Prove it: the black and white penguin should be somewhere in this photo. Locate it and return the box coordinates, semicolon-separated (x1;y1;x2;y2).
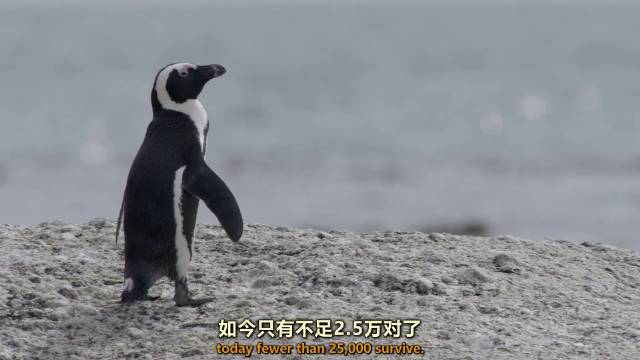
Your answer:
116;62;243;306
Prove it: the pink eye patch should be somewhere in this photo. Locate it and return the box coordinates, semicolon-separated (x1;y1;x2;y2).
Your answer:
178;63;196;77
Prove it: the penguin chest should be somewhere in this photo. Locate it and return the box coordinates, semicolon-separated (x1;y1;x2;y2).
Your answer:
188;100;208;153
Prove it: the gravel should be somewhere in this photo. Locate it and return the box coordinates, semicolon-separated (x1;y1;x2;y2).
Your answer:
1;221;639;359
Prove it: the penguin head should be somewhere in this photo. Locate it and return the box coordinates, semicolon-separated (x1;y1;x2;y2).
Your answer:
152;62;226;112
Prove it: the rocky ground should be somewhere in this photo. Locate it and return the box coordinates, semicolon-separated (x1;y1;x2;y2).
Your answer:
1;220;640;359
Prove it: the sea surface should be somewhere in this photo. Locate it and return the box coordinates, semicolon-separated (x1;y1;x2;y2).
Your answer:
2;1;640;249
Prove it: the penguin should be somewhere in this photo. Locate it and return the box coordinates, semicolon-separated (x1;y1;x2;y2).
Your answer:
116;62;243;306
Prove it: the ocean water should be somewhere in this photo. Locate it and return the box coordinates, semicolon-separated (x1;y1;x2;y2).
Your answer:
2;1;640;249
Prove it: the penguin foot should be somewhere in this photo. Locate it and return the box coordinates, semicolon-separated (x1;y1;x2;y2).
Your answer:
121;293;160;303
175;296;213;307
174;279;212;306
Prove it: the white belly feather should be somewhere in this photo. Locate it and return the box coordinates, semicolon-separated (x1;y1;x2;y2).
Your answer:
173;166;189;280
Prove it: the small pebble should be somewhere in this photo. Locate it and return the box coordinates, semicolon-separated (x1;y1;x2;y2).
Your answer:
251;278;272;288
61;232;76;241
88;218;109;228
60;224;81;233
441;275;456;285
351;238;371;249
456;268;493;285
414;278;434;295
128;327;144;338
58;287;78;300
493;254;521;273
296;299;314;309
283;296;300;305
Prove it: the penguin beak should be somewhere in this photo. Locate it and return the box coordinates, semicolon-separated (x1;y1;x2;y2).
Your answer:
198;64;226;83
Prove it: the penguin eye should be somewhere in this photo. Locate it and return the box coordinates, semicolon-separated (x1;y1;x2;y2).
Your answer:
178;69;189;77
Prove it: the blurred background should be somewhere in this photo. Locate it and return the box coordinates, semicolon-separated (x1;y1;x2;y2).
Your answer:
1;0;640;250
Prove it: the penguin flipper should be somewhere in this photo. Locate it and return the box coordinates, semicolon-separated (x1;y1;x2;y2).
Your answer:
183;162;243;242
